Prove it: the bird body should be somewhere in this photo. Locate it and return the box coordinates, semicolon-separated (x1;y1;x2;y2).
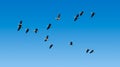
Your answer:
49;44;53;49
70;41;73;45
17;24;22;31
44;35;49;42
86;49;90;53
25;28;29;34
74;14;79;21
80;11;84;16
56;13;61;20
17;20;22;31
47;24;51;30
91;12;95;18
89;50;94;54
34;28;38;33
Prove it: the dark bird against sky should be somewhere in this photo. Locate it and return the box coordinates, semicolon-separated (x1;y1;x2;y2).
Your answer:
74;14;79;21
56;13;61;20
25;28;29;34
44;35;49;42
89;50;94;54
47;24;51;30
70;41;73;45
91;12;95;18
17;11;96;54
80;11;84;16
34;28;38;33
49;44;53;49
86;49;90;53
17;20;22;31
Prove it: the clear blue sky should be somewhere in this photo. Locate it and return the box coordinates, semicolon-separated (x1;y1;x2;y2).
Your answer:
0;0;120;67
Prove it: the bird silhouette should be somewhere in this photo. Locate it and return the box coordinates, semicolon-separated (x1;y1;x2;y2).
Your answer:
25;28;29;34
86;49;90;53
74;14;79;21
89;50;94;54
47;24;51;30
44;35;49;42
70;41;73;45
80;11;84;16
91;12;95;18
56;13;61;20
17;20;22;31
34;28;38;33
49;44;53;49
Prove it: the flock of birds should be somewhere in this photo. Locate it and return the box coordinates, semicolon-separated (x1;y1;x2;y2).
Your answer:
17;11;95;54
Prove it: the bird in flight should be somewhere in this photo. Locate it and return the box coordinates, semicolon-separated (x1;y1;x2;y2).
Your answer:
86;49;90;53
34;28;38;33
70;41;73;45
25;28;29;34
89;50;94;54
74;14;79;21
91;12;95;18
47;24;51;30
56;13;61;20
17;20;22;31
80;11;84;16
44;35;49;42
49;44;53;49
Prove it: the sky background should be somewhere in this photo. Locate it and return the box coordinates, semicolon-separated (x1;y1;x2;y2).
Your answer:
0;0;120;67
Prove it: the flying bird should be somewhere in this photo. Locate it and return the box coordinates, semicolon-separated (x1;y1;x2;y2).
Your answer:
49;44;53;49
86;49;90;53
80;11;84;16
91;12;95;18
34;28;38;33
44;35;49;42
70;41;73;45
47;24;51;30
89;50;94;54
74;14;79;21
56;13;61;20
25;28;29;34
17;20;22;31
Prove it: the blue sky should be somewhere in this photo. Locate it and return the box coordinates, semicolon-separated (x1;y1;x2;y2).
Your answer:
0;0;120;67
